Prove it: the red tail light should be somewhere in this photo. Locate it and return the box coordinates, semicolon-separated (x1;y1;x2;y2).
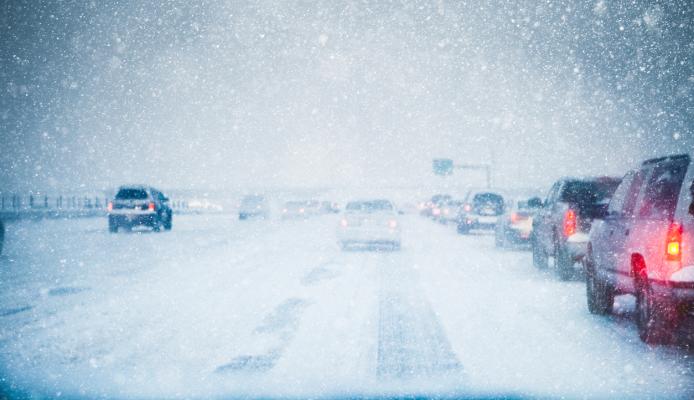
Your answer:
511;212;528;223
665;222;682;262
463;204;472;212
148;202;156;211
563;209;577;237
107;201;113;212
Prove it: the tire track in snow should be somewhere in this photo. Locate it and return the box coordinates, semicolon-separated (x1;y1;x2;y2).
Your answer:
375;254;462;379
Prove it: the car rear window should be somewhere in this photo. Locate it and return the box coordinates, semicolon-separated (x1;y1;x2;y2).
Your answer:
346;200;393;212
559;180;619;205
472;193;504;210
115;188;148;200
638;160;689;219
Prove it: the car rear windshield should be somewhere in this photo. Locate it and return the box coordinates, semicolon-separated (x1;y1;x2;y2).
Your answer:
559;180;620;205
115;188;148;200
346;200;393;212
472;193;504;211
638;159;689;219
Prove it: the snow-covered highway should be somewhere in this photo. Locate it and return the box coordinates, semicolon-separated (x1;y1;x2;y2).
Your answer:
0;214;692;398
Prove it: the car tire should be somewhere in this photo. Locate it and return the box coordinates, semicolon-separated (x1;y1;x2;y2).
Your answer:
532;235;548;269
495;230;506;248
164;213;172;230
108;218;118;233
635;276;676;345
555;242;573;281
585;258;613;315
152;218;161;232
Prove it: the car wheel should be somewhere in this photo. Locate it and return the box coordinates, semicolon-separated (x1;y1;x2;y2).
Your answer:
494;230;506;248
636;276;676;344
585;258;613;315
532;235;548;269
164;213;172;230
152;218;162;232
108;220;118;233
555;242;573;281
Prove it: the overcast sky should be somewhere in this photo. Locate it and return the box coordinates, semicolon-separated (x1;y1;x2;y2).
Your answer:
1;0;692;193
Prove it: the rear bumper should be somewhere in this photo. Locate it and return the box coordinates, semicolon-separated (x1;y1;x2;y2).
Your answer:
459;216;499;230
502;227;532;242
565;232;589;261
109;213;157;227
651;279;694;304
338;228;401;243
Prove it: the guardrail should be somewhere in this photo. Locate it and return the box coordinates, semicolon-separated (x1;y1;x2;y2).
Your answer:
0;193;192;221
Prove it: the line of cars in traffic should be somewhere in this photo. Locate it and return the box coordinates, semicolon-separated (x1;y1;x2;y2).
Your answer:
236;195;401;251
421;153;693;344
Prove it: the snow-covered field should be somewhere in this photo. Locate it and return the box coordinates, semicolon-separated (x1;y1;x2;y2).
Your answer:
0;214;692;399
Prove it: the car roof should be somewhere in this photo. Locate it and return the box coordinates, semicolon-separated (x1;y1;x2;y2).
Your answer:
641;153;690;166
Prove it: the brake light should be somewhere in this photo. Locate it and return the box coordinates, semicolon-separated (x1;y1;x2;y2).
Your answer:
388;219;398;229
563;209;577;237
665;222;682;262
464;204;472;212
148;202;156;211
510;212;520;223
511;212;529;223
432;208;441;216
340;218;348;227
107;201;113;212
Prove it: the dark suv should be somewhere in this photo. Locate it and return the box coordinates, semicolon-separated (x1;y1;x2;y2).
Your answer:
584;154;694;344
456;190;505;234
532;177;621;280
108;186;173;233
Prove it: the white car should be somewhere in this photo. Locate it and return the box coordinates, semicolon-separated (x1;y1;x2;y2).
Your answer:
337;199;401;250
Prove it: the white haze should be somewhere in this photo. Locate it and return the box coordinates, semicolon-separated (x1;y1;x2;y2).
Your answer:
1;0;691;192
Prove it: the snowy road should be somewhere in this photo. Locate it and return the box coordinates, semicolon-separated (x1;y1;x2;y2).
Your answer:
0;214;692;398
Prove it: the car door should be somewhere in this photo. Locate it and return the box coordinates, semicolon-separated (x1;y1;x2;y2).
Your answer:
674;168;694;277
592;171;634;277
535;182;560;251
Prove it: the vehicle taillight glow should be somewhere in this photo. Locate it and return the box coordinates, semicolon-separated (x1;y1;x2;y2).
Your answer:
432;208;441;216
665;222;682;262
563;209;577;237
148;202;156;211
388;219;398;229
340;218;348;227
510;212;528;224
463;204;472;212
107;201;113;212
